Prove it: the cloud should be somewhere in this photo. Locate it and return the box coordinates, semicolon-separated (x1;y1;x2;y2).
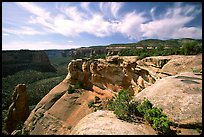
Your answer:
15;2;51;20
99;2;123;19
12;2;202;40
116;11;147;40
68;40;73;43
141;3;202;39
3;26;45;35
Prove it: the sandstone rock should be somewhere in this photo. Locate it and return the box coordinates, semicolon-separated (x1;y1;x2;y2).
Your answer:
22;54;202;135
4;84;29;134
133;72;202;127
137;54;202;79
22;82;112;135
65;56;154;95
70;110;157;135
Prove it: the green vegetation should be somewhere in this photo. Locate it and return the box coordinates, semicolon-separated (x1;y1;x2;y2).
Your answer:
67;86;76;94
88;100;95;108
2;70;66;109
108;90;133;120
118;40;202;59
67;82;83;94
108;90;174;135
136;98;173;134
90;54;107;59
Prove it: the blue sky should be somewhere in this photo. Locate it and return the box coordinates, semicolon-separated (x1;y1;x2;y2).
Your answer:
2;2;202;50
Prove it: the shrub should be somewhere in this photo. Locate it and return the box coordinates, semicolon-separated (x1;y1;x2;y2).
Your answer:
107;98;115;111
107;91;174;134
74;82;83;89
88;100;94;108
67;86;75;94
136;98;173;135
136;98;152;115
111;90;133;120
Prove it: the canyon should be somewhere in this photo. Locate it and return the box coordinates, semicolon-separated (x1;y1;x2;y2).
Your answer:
2;50;56;77
20;53;202;135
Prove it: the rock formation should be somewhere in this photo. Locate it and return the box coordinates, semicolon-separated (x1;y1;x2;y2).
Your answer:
22;54;202;135
2;50;56;77
70;110;157;135
132;72;202;134
64;56;156;95
4;84;29;134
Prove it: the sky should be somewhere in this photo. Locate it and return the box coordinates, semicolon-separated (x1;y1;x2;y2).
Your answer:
2;2;202;50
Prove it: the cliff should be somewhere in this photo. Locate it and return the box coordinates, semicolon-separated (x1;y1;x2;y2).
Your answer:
22;54;202;135
2;50;56;77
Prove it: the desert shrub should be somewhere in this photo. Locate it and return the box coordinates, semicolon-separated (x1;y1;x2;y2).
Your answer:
136;98;152;115
67;82;83;94
88;100;94;108
136;98;173;135
108;90;133;120
107;97;115;111
74;82;83;89
67;86;75;94
108;94;174;134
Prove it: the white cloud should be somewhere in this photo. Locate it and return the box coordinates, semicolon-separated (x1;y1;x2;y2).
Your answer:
13;2;202;41
3;26;45;35
141;3;202;39
99;2;123;19
80;2;93;15
68;40;73;43
172;27;202;39
116;11;147;40
15;2;51;20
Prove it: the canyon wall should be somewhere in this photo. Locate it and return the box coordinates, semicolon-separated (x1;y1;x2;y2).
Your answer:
2;50;56;77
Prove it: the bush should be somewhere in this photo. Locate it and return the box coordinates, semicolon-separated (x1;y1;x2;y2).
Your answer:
67;86;75;94
88;100;94;108
74;82;83;89
136;98;173;135
108;90;133;120
67;82;84;94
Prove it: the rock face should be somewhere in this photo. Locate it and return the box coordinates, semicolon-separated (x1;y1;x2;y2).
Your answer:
64;56;156;95
22;54;202;135
2;50;56;77
70;110;157;135
133;72;202;127
4;84;29;134
137;54;202;79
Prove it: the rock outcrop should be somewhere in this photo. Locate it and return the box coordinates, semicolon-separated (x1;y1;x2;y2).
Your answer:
70;110;157;135
132;72;202;130
4;84;29;134
22;54;202;135
137;54;202;79
64;56;156;95
2;50;56;77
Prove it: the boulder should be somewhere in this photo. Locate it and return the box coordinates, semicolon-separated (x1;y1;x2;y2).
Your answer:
133;72;202;127
70;110;157;135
